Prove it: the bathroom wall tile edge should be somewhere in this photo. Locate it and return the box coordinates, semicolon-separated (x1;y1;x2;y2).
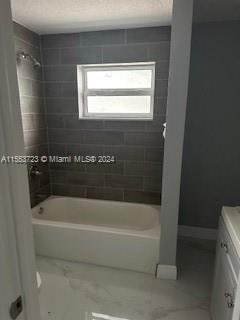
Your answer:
14;21;51;206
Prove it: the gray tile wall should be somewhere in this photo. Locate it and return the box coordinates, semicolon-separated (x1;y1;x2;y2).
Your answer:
14;22;50;206
33;26;170;205
41;27;170;204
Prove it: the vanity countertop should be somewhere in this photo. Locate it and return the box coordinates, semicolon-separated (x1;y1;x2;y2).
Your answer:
222;206;240;258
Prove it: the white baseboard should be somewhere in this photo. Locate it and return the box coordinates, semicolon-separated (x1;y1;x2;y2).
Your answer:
178;225;218;240
156;264;177;280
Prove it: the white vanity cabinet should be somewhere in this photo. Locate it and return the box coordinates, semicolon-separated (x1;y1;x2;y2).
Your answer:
211;213;240;320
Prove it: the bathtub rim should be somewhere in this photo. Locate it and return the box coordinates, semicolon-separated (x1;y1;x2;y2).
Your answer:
33;195;161;212
32;195;161;239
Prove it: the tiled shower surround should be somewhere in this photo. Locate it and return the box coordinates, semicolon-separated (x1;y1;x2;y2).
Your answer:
14;22;50;206
43;27;170;204
15;23;170;205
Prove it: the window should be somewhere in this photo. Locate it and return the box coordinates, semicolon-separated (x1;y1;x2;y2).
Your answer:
77;62;155;120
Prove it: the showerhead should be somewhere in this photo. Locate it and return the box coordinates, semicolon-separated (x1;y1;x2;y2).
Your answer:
17;51;41;69
31;57;41;69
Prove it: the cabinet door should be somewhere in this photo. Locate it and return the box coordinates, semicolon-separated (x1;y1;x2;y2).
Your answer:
211;240;236;320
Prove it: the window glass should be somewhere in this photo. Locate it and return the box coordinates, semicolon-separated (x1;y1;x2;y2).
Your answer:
87;96;151;114
77;62;155;120
87;69;152;89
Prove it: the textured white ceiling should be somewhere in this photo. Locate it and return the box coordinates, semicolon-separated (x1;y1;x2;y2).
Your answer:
11;0;173;35
11;0;240;35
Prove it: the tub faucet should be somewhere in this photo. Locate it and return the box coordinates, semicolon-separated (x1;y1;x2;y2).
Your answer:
29;164;42;178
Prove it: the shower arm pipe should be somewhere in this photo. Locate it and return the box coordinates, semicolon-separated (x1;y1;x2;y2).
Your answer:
16;50;41;68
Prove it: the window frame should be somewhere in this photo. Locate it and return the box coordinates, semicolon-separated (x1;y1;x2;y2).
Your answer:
77;62;156;120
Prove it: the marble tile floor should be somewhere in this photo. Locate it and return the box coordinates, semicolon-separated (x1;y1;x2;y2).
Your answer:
36;237;215;320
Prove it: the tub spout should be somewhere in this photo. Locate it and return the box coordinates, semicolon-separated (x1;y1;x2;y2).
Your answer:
29;164;43;178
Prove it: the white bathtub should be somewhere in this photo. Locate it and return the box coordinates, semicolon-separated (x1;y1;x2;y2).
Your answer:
32;196;161;274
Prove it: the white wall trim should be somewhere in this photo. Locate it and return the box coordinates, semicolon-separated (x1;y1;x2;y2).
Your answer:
178;225;218;240
0;1;41;319
159;0;193;266
233;273;240;320
156;264;177;280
